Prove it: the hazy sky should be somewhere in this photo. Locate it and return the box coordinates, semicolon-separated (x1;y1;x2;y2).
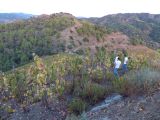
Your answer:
0;0;160;17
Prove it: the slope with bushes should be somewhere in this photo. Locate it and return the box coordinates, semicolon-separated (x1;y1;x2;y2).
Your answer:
85;13;160;49
1;12;160;119
0;13;76;71
0;13;114;72
1;44;160;119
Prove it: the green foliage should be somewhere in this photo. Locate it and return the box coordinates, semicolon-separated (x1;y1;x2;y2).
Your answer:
112;77;127;94
128;56;148;70
77;21;107;40
131;38;143;45
7;70;27;102
68;98;87;115
2;48;159;117
0;14;75;71
80;82;106;104
91;66;104;83
149;25;160;43
125;68;160;94
88;13;160;47
113;68;160;96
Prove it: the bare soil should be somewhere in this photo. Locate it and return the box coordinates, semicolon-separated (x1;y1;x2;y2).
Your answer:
87;90;160;120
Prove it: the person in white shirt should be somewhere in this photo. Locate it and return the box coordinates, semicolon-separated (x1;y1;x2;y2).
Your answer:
114;57;121;77
122;55;128;73
114;56;119;65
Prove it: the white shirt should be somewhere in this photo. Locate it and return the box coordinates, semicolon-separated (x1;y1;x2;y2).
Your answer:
114;56;118;64
115;60;121;69
124;57;128;64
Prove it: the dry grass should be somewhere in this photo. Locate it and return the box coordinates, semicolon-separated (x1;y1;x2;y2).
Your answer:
113;68;160;96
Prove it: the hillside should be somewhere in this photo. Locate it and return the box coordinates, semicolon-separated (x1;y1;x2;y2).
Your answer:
0;13;76;71
1;12;160;120
1;12;158;72
0;12;118;71
85;13;160;49
0;45;160;120
0;13;33;23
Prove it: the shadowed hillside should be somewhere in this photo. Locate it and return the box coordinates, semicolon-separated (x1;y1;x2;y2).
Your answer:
85;13;160;49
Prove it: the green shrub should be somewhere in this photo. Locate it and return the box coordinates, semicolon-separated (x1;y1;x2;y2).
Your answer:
106;71;115;81
131;38;143;45
112;77;127;94
68;98;87;115
7;71;27;103
91;67;104;83
113;68;160;96
128;56;148;70
80;82;106;104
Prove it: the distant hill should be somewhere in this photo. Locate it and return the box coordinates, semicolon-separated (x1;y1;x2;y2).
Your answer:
0;12;159;72
0;13;33;23
0;12;128;71
85;13;160;49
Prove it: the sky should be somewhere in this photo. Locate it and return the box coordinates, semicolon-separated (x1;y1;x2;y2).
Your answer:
0;0;160;17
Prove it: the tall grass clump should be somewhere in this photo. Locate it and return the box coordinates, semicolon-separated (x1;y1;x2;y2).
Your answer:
113;68;160;96
68;98;88;115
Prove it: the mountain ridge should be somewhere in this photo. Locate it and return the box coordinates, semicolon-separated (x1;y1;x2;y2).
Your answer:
0;12;159;71
84;13;160;49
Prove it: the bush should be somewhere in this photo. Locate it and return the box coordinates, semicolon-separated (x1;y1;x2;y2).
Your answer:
106;71;115;81
7;71;27;103
91;67;104;83
112;77;127;94
68;98;87;115
80;82;106;104
113;68;160;96
128;55;148;70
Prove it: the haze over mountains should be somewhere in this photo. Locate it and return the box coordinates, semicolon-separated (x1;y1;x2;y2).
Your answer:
0;13;33;23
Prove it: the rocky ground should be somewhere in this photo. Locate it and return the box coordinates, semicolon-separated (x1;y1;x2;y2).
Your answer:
87;90;160;120
1;90;160;120
0;97;67;120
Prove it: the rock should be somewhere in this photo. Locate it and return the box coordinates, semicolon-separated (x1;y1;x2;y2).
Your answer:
104;94;122;104
101;117;111;120
91;94;123;112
